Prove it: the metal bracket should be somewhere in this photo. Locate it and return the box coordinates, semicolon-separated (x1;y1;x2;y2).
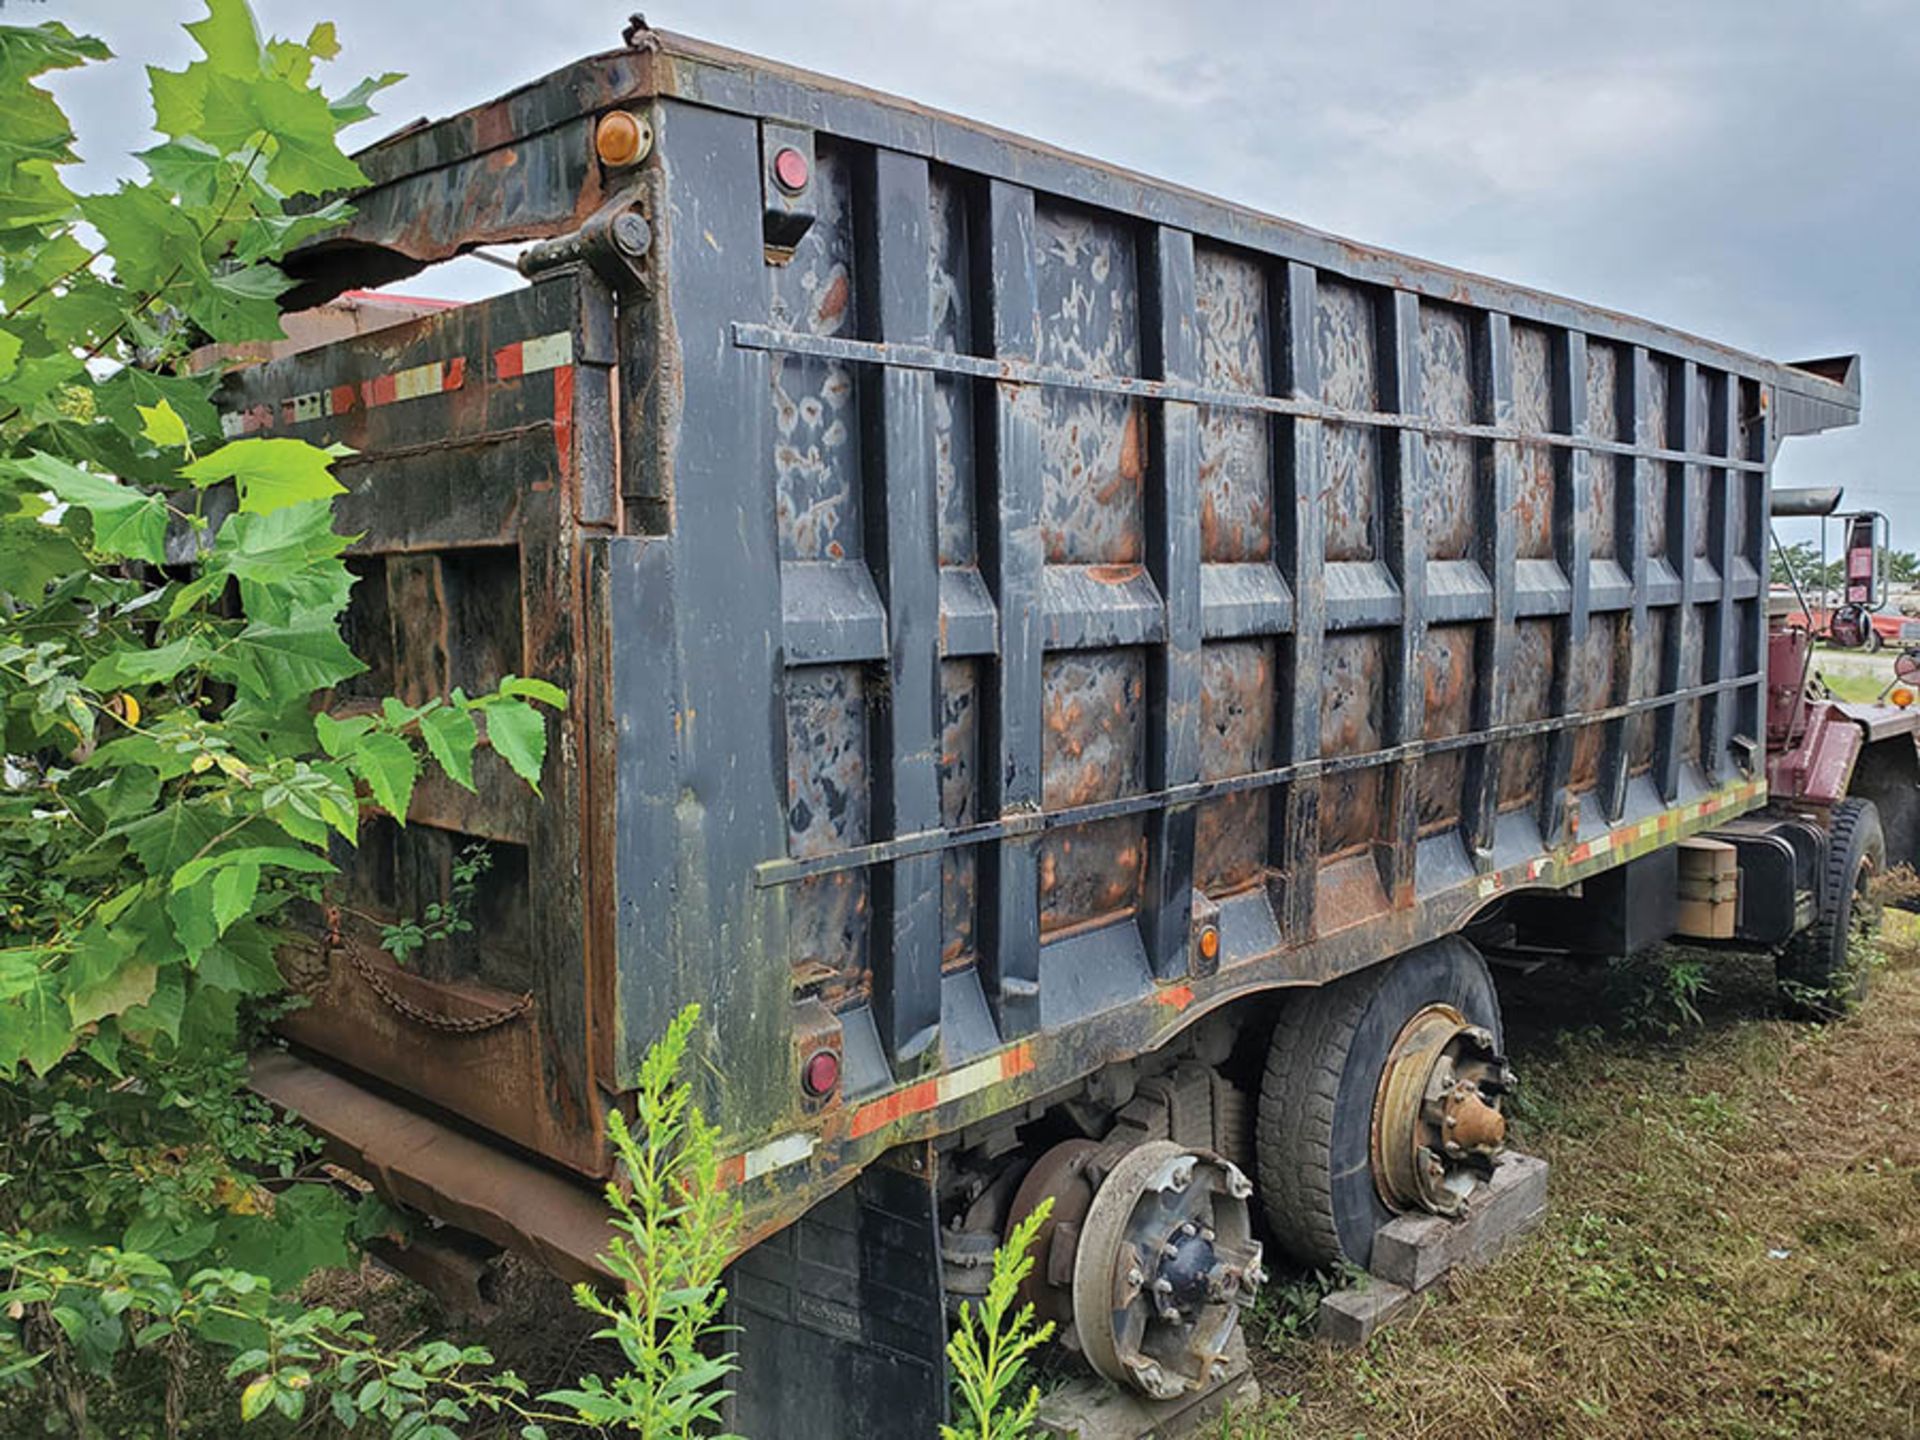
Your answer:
518;192;653;290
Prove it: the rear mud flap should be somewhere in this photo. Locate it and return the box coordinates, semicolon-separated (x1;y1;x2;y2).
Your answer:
725;1155;947;1438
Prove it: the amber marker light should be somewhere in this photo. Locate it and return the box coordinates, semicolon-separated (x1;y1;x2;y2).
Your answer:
595;111;651;167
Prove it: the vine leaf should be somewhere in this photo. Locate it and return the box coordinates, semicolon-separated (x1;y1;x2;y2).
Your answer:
482;699;547;793
418;705;477;792
181;437;346;514
350;731;418;824
13;452;168;563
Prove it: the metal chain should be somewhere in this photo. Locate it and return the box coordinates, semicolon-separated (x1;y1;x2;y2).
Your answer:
340;943;533;1035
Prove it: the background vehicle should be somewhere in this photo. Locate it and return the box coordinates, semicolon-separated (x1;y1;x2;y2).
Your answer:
228;25;1909;1435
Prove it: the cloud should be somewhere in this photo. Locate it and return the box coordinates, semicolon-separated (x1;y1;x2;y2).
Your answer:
49;0;1920;539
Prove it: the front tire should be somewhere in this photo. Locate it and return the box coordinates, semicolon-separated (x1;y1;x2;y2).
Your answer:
1778;797;1884;1019
1255;937;1503;1270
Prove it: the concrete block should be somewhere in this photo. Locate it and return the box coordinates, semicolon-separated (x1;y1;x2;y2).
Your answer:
1316;1278;1412;1347
1369;1151;1548;1293
1037;1330;1258;1439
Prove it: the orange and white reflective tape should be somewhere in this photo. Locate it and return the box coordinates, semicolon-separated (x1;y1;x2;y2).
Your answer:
716;1131;817;1189
493;331;572;380
848;1042;1035;1141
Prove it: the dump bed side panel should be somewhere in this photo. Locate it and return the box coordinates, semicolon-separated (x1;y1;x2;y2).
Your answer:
610;91;1784;1226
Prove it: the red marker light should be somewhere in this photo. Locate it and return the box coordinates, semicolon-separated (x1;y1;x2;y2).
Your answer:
802;1048;840;1097
773;146;810;194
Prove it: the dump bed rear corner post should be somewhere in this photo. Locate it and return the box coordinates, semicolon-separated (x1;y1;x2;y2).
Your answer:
1140;224;1203;979
1276;261;1324;940
857;147;943;1070
615;98;791;1123
978;178;1045;1036
1382;290;1428;899
1466;313;1518;869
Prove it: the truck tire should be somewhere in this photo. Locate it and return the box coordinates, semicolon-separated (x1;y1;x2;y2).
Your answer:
1777;797;1884;1019
1255;937;1502;1270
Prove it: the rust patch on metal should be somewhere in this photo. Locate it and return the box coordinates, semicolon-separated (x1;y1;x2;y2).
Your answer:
1512;323;1555;562
1568;614;1619;793
771;141;862;563
1498;618;1555;811
1584;341;1621;559
1036;203;1143;565
1319;631;1386;854
785;664;871;1006
1317;280;1380;562
1629;607;1669;774
1419;623;1476;831
1195;640;1274;895
1040;649;1147;932
1643;357;1671;558
1418;302;1476;562
1194;245;1270;563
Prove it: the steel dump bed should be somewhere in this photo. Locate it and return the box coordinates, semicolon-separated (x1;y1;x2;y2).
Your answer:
232;28;1860;1255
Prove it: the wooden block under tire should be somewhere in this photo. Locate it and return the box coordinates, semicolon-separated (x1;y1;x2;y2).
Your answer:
1366;1151;1549;1295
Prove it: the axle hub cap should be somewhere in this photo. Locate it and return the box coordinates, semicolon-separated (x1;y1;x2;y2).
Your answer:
1069;1142;1263;1401
1370;1003;1513;1216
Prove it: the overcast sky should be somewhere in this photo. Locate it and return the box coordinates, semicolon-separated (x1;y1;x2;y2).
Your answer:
50;1;1920;552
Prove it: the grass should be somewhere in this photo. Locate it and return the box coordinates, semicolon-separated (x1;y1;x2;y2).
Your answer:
1231;917;1920;1440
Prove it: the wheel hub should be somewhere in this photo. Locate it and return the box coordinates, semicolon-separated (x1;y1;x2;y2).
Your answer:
1068;1141;1263;1401
1370;1003;1513;1216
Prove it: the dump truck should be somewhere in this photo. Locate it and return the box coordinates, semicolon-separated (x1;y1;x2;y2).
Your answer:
227;24;1915;1434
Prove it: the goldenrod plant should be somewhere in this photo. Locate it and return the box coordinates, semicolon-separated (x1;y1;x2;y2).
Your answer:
942;1197;1057;1440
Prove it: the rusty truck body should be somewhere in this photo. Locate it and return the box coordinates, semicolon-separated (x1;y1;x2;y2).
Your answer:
229;25;1912;1435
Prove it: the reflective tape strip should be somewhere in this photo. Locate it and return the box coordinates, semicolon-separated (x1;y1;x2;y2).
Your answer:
494;331;572;380
361;356;465;410
849;1043;1035;1140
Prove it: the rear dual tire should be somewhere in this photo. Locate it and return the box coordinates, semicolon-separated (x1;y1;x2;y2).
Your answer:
1255;937;1503;1270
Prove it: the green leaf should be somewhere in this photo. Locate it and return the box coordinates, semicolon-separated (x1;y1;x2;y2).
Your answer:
193;939;282;995
6;974;74;1076
240;1374;276;1423
80;183;209;296
137;397;191;451
181;438;345;515
314;710;373;757
81;635;211;690
68;961;157;1029
500;675;567;709
418;705;477;792
0;326;20;382
172;845;335;892
169;880;219;960
136;135;227;205
120;964;185;1045
349;731;418;823
189;262;291;343
211;862;259;934
328;70;403;126
118;800;229;875
218;618;365;703
482;699;547;793
12;452;167;564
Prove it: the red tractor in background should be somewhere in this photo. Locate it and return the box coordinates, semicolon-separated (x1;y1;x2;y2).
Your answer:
1757;488;1920;1013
